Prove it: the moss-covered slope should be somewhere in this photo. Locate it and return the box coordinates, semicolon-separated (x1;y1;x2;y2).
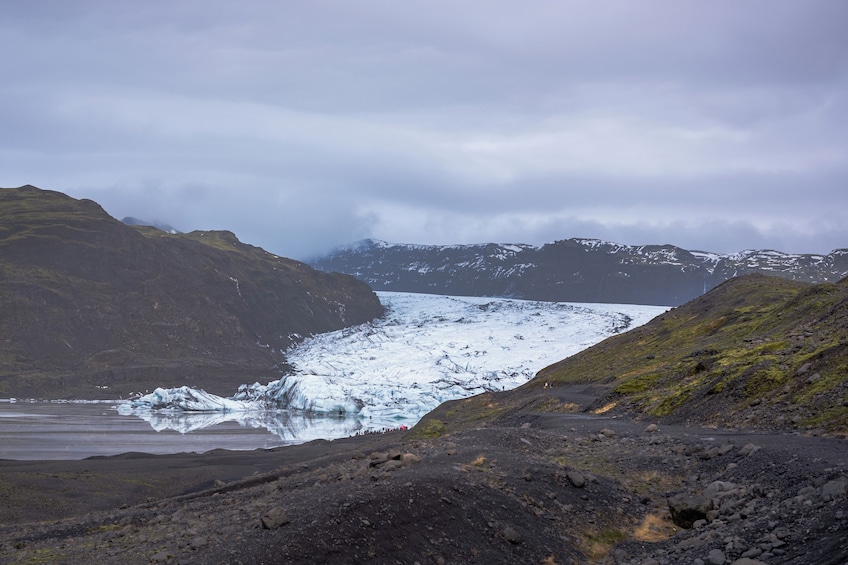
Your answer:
416;273;848;437
534;273;848;432
0;185;383;399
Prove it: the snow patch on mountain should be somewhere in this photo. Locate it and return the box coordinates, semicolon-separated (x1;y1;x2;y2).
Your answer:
119;292;667;432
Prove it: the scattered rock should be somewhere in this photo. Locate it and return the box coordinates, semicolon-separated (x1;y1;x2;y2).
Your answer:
706;547;726;564
189;536;208;549
501;526;522;544
566;471;586;489
381;460;405;473
369;452;389;467
796;362;812;375
645;424;659;433
668;493;712;529
738;443;760;457
821;479;847;501
260;507;290;530
704;481;736;500
400;453;421;466
150;551;171;562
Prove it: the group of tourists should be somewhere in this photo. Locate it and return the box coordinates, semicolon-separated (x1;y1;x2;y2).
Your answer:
353;424;409;436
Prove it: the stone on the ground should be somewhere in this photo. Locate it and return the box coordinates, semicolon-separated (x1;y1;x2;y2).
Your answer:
261;507;291;529
706;548;726;564
668;493;712;529
566;470;586;488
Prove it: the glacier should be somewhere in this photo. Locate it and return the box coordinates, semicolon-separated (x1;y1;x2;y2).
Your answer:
119;292;667;436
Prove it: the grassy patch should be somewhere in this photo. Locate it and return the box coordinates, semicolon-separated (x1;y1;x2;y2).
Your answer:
408;418;445;439
742;365;787;398
581;528;628;560
88;523;122;534
632;512;678;542
470;455;487;467
651;387;692;417
615;373;660;394
592;402;617;415
534;397;580;413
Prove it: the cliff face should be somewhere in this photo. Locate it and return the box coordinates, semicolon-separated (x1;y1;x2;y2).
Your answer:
0;185;383;399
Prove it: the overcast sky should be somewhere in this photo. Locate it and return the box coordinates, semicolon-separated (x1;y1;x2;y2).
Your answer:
2;1;846;259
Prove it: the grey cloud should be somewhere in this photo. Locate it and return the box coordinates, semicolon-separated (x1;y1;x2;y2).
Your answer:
1;0;846;260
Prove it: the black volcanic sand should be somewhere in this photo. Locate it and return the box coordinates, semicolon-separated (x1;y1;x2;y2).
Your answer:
2;389;848;564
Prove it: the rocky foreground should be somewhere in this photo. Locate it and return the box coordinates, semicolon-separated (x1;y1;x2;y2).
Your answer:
1;389;846;564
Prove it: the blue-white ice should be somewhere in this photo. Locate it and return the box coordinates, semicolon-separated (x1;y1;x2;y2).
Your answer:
119;292;666;433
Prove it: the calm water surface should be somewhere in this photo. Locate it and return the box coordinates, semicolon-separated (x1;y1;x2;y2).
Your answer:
0;401;367;460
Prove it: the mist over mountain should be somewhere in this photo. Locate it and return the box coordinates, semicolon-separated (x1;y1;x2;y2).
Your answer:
120;216;182;235
311;238;848;306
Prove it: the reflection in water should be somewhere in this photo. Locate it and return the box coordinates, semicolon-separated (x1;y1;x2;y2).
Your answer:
130;409;376;441
0;401;411;461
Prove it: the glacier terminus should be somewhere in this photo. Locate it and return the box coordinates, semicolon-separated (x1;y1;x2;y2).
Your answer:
119;292;667;438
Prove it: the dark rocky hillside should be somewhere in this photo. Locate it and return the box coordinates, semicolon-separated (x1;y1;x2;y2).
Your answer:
0;185;383;399
421;273;848;437
310;238;848;306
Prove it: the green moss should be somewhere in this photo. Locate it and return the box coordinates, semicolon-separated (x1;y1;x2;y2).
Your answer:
743;366;787;398
803;405;848;432
651;387;692;417
408;418;446;439
586;528;627;545
708;373;736;395
615;373;660;394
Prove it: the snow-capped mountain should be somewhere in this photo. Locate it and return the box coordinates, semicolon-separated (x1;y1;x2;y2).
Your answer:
119;292;667;436
310;239;848;306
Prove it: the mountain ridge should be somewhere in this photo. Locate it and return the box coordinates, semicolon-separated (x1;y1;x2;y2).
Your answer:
311;238;848;306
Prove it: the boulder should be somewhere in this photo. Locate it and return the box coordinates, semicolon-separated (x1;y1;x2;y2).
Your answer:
400;453;421;466
566;471;586;489
668;493;713;529
501;526;522;544
706;548;726;564
260;507;291;530
738;443;760;457
822;479;847;501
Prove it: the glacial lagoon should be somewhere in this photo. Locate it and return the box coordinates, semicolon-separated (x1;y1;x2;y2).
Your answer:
0;401;370;460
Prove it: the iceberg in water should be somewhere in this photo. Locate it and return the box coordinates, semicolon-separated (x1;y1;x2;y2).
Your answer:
118;386;256;413
118;292;667;433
